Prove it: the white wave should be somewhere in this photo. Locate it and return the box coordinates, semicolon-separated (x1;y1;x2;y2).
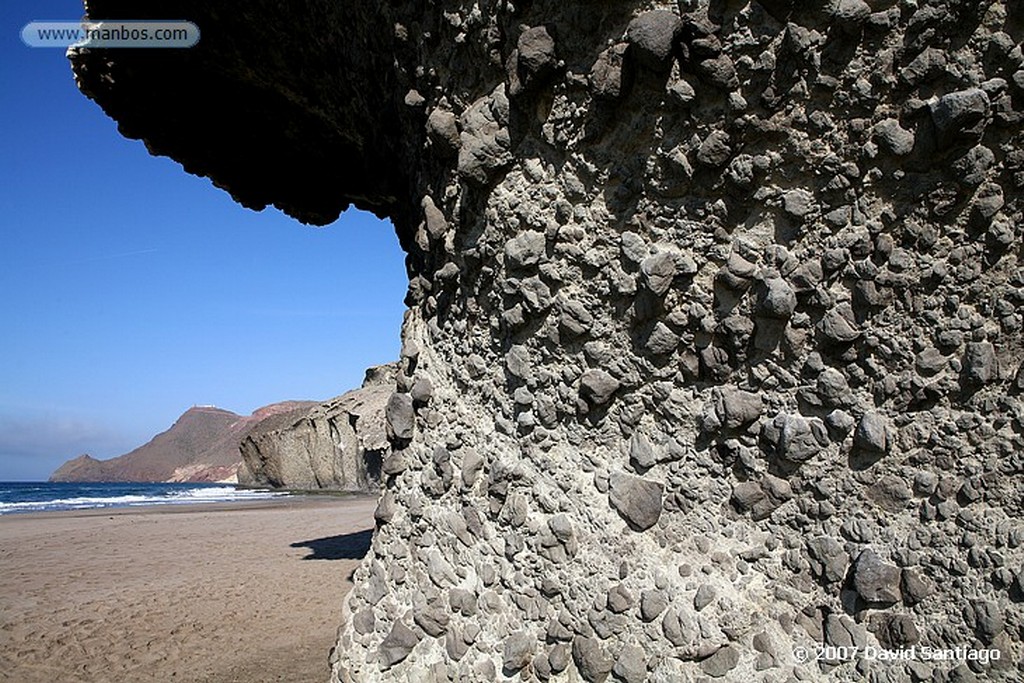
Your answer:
0;486;288;514
178;486;279;499
0;494;156;512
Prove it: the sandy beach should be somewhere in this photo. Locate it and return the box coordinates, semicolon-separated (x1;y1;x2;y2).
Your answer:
0;495;377;683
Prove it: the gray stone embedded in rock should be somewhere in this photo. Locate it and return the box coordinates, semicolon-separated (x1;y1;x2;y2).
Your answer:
410;376;434;404
640;589;667;622
852;549;902;604
422;195;448;240
901;569;934;605
590;43;631;100
661;606;696;648
930;88;990;143
625;10;682;70
806;536;849;585
695;54;738;90
776;414;829;463
579;369;620;406
964;601;1004;643
606;583;634;614
517;26;556;77
458;88;513;185
694;584;716;611
854;412;890;454
612;644;647;683
820;304;861;343
873;118;915;156
609;471;663;531
572;636;613;683
756;278;797;319
697;130;732;167
502;630;535;672
782;189;815;220
378;621;420;668
505;231;547;269
629;432;657;470
426;108;460;156
716;387;763;429
963;341;997;386
375;491;396;524
414;605;450;637
831;0;871;24
645;322;679;356
640;252;677;296
873;614;920;648
385;392;415;441
701;645;740;678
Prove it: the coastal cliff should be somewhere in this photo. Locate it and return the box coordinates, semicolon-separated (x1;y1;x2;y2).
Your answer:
239;365;396;491
49;403;317;483
72;1;1024;681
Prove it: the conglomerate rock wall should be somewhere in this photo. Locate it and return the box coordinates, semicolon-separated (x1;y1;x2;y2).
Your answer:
239;365;396;491
72;1;1024;681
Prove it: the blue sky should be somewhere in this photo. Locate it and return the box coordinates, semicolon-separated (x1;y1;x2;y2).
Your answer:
0;1;407;480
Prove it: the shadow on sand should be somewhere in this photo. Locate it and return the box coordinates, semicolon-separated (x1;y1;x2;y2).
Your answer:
290;528;373;560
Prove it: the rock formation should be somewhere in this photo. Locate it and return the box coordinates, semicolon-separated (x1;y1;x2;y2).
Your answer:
72;1;1023;681
50;403;316;483
239;365;396;491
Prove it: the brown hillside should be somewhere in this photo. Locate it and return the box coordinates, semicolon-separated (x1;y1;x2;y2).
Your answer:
49;402;317;483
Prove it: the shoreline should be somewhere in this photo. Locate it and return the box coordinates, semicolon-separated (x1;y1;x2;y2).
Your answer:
0;495;377;682
0;491;376;520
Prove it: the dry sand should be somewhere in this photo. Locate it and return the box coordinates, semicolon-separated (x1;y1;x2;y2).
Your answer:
0;496;377;683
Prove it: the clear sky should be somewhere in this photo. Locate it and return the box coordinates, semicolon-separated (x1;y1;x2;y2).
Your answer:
0;1;408;480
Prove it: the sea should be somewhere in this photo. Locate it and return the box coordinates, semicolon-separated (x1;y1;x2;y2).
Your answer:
0;481;288;515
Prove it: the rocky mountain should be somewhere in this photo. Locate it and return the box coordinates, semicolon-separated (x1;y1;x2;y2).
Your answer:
239;365;396;491
49;402;317;483
72;1;1024;682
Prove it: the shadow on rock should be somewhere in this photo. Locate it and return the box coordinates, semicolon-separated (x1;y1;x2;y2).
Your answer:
291;528;373;561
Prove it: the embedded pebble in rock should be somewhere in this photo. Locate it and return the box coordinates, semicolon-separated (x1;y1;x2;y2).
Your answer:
425;108;460;156
854;412;890;454
572;637;613;683
612;644;647;683
72;2;1024;681
873;118;915;156
853;549;903;604
640;252;677;296
609;471;663;531
580;369;620;407
384;392;414;441
626;11;682;71
701;645;740;678
756;278;797;319
930;88;991;144
502;630;535;672
640;589;667;623
590;43;631;100
378;621;420;667
516;27;556;78
782;189;815;220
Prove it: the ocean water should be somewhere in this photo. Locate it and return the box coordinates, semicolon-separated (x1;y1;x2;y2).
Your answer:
0;481;288;515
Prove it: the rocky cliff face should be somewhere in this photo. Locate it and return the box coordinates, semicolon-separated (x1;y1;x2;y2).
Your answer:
72;1;1024;681
239;365;396;491
50;403;317;483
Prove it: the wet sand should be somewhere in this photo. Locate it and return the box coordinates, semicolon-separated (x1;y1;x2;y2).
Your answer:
0;496;377;683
